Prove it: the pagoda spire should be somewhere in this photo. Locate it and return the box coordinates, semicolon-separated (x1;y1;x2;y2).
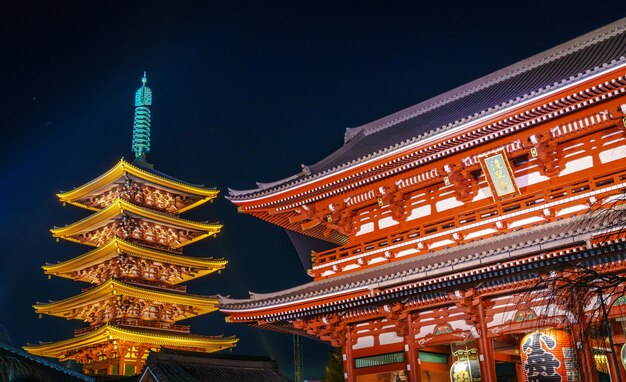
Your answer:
132;72;152;160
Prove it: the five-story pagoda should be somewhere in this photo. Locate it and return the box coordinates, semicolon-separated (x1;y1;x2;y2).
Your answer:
24;74;238;376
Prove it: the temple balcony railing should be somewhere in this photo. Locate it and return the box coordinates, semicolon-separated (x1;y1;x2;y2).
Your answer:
74;318;190;336
310;165;626;278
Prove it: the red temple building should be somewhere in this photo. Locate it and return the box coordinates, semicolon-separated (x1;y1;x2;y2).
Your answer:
220;19;626;381
24;74;237;376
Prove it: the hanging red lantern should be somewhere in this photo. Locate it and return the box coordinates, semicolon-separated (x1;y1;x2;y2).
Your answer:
520;329;578;382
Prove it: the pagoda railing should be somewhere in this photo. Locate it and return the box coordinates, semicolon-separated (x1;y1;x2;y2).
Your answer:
74;318;190;336
311;165;626;273
120;277;187;292
126;238;183;254
80;278;186;293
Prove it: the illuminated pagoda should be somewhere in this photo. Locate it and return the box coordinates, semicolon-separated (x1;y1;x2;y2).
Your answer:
25;74;238;376
221;19;626;382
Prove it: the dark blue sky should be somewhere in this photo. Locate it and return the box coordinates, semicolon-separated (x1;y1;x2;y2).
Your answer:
0;1;621;379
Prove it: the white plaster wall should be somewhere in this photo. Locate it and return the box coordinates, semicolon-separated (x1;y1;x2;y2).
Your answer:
490;312;510;327
516;171;550;188
508;216;544;229
406;205;431;222
417;324;436;338
396;248;419;258
368;257;387;265
352;336;375;350
599;145;626;164
465;228;497;240
560;156;593;176
436;197;464;212
355;222;374;236
556;204;588;217
472;187;492;202
448;319;471;332
342;264;361;271
379;332;403;345
430;239;455;249
378;216;399;229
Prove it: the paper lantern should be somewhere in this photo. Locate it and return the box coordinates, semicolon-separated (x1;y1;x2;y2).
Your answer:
520;329;578;382
450;348;481;382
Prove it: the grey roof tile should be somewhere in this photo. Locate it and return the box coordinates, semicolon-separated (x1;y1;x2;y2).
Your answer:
229;18;626;200
220;209;626;310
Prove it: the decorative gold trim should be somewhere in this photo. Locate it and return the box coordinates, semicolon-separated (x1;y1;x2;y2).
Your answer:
23;323;238;358
477;148;521;201
43;238;227;283
34;278;219;318
57;159;219;212
51;199;222;248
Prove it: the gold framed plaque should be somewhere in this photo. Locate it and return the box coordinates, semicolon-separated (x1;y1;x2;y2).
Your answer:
478;148;520;201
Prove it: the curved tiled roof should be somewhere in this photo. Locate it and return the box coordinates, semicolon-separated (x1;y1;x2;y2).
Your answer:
24;324;237;358
228;17;626;200
219;208;626;310
141;349;290;382
0;342;94;382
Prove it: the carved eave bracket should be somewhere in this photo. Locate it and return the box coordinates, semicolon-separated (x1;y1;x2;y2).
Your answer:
289;204;320;230
528;133;560;177
450;289;494;328
442;164;476;202
378;302;408;337
293;314;348;347
376;185;407;223
290;201;357;238
325;206;357;237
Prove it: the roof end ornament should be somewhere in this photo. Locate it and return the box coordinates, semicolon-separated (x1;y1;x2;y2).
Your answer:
132;72;152;163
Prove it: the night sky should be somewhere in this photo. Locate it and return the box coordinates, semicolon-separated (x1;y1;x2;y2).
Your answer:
0;2;622;380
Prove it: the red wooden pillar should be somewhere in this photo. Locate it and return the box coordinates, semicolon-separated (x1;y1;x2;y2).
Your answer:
118;345;126;376
344;325;356;382
477;298;496;382
514;362;524;382
609;351;620;382
572;323;600;382
610;344;626;382
616;345;626;381
406;313;420;382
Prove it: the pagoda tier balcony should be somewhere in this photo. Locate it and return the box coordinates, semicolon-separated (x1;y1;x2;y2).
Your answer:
74;318;191;336
43;238;227;285
24;323;238;361
51;198;222;249
80;277;187;293
57;159;219;214
34;278;219;324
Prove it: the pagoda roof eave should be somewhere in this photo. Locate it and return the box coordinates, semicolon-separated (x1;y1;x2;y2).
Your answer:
50;198;222;247
34;279;219;318
57;159;219;209
23;324;238;359
43;238;227;282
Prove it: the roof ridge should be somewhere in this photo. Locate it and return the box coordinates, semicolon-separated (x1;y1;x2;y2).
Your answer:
227;18;626;201
348;17;626;141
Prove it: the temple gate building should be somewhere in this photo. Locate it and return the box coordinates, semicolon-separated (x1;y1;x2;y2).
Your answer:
220;19;626;381
24;74;237;376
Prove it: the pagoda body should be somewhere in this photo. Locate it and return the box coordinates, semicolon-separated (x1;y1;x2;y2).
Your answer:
221;19;626;381
24;75;237;376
